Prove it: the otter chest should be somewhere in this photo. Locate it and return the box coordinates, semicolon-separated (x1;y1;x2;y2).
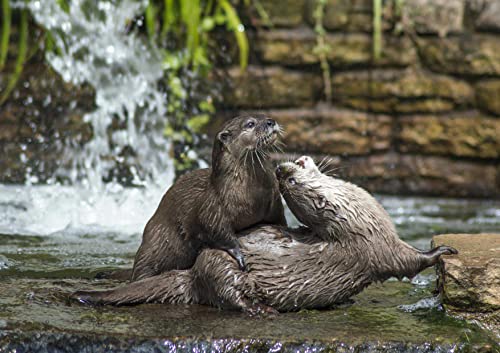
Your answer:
229;182;273;231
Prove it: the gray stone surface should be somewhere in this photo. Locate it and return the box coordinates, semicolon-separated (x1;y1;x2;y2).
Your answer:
405;0;464;36
433;233;500;336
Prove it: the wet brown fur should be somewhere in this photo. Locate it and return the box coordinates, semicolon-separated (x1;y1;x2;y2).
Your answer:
130;115;286;281
73;158;457;312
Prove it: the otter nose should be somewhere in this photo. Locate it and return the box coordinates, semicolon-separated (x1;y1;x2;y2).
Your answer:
275;165;283;179
266;119;276;127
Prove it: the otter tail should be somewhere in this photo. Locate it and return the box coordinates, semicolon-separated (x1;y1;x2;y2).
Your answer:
71;270;195;306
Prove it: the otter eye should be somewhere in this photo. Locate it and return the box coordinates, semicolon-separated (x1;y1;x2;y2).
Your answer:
245;121;255;129
218;131;230;142
288;177;296;185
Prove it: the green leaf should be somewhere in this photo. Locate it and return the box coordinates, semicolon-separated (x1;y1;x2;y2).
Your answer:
218;0;248;69
145;2;157;40
0;9;28;105
0;0;11;70
162;0;175;36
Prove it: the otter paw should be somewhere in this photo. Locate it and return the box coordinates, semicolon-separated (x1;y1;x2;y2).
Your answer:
245;303;279;317
438;245;458;256
70;291;104;306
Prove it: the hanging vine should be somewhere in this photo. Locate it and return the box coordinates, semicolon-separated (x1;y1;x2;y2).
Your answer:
312;0;332;102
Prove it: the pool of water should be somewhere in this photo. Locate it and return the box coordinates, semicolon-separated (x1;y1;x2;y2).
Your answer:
0;184;499;351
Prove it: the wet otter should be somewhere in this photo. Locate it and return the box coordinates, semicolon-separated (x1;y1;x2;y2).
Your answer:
130;115;286;280
73;157;457;313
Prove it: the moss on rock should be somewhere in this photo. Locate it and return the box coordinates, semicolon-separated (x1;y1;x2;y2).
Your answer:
476;80;500;116
417;35;500;76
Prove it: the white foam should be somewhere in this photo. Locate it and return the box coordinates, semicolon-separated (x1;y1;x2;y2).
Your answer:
0;183;166;237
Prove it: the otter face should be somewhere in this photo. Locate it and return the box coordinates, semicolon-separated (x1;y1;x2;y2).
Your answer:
276;158;327;228
216;115;280;157
295;156;321;177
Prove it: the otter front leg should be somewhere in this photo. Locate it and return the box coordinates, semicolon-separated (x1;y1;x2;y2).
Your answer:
206;226;247;271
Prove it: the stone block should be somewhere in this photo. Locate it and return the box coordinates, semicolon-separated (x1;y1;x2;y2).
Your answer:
343;153;499;198
256;0;305;27
417;34;500;76
476;80;500;116
332;68;473;113
433;233;500;335
304;0;385;32
223;66;322;108
405;0;464;36
468;0;500;32
398;112;500;158
256;29;416;67
238;107;392;155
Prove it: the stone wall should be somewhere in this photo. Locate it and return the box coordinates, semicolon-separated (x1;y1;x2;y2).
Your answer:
219;0;500;198
1;0;499;198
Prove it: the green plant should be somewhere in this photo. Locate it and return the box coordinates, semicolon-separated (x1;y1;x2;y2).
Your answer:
142;0;251;174
0;7;29;106
147;0;248;71
0;0;11;70
373;0;382;61
312;0;332;102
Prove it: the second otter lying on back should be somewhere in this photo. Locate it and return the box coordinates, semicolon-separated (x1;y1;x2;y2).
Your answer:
131;115;286;280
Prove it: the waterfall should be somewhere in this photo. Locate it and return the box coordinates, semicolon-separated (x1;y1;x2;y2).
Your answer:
27;0;174;188
0;0;177;236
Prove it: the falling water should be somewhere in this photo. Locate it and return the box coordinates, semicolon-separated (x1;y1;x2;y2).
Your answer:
27;0;173;187
0;0;176;236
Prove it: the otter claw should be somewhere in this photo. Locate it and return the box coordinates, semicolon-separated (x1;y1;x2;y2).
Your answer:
246;303;279;317
226;248;247;271
438;245;458;256
71;291;102;306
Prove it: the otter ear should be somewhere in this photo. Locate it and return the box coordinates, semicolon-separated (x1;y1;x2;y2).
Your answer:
217;131;231;145
313;195;327;209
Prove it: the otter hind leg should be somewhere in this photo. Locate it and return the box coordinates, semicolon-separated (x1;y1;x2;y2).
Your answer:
422;245;458;266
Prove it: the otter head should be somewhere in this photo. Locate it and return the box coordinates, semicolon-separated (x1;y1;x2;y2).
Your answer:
276;157;328;231
212;115;280;172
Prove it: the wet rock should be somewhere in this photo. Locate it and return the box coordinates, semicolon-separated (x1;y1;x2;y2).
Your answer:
405;0;464;36
417;34;500;76
343;153;499;198
476;80;500;116
0;331;491;353
332;68;473;113
398;112;500;159
468;0;500;32
256;29;416;67
255;0;305;27
433;233;500;335
223;66;322;108
241;106;392;155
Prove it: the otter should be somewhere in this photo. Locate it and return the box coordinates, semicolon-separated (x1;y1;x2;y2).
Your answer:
73;157;457;313
129;115;286;281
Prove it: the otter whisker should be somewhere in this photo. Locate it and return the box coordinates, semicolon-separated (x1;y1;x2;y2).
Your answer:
255;150;265;170
317;156;328;170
